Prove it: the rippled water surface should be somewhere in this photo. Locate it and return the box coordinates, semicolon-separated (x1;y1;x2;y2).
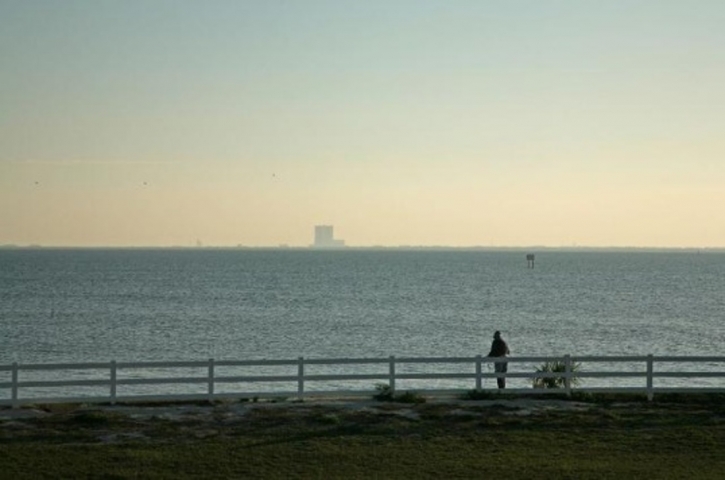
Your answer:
2;248;723;367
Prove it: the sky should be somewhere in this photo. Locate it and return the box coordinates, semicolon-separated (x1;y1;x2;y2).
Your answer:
1;1;724;248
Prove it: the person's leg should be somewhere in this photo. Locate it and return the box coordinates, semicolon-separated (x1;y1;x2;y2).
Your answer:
495;361;505;389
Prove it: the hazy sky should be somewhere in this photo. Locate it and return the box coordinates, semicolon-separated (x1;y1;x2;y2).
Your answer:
2;1;724;247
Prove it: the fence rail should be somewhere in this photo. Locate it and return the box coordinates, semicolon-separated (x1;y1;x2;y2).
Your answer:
1;355;724;408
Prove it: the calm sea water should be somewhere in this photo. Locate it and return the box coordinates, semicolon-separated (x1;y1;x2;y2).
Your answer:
1;249;724;392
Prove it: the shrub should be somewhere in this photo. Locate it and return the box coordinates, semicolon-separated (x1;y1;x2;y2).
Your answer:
373;383;426;404
373;383;394;401
533;361;582;389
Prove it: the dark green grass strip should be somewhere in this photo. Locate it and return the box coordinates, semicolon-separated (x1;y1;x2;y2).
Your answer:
2;402;724;479
3;425;724;479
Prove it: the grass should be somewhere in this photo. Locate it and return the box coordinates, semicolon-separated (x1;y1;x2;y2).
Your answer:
1;395;725;479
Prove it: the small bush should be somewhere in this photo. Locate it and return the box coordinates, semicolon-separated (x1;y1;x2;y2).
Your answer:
533;361;582;389
373;384;426;404
373;383;394;401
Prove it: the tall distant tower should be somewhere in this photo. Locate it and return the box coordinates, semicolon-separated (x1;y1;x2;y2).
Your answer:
315;225;333;245
313;225;345;248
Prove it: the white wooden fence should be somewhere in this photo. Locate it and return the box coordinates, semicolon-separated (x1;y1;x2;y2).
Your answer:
1;355;724;408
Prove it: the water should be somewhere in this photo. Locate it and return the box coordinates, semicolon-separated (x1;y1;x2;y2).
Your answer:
1;249;724;394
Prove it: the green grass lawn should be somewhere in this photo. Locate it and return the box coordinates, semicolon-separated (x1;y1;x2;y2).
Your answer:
2;395;724;479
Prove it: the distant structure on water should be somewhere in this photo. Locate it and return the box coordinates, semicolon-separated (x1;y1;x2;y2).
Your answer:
313;225;345;248
526;253;535;268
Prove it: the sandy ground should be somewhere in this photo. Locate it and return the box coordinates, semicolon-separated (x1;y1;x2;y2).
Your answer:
0;396;593;423
5;395;719;446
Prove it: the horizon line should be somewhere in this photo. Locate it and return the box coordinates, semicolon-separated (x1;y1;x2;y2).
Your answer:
1;244;723;252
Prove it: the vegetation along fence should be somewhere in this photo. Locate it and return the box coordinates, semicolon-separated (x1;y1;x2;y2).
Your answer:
1;355;724;408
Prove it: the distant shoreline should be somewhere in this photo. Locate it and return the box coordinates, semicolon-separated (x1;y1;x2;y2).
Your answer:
1;245;724;253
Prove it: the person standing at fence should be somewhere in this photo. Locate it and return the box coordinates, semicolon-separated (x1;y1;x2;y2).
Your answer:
487;330;510;389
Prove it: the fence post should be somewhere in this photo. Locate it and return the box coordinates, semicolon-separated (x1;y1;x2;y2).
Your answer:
389;356;396;393
646;355;654;401
475;355;482;390
11;362;19;409
110;360;117;405
208;358;215;403
297;357;304;400
564;355;572;397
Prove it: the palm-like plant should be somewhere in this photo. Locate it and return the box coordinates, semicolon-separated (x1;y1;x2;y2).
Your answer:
533;361;582;389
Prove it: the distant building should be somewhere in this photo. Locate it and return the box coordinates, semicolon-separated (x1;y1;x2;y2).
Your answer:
313;225;345;248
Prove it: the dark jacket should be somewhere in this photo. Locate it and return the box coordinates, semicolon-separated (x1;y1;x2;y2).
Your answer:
488;338;509;357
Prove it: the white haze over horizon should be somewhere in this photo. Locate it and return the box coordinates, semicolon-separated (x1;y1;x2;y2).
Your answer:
2;1;724;248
